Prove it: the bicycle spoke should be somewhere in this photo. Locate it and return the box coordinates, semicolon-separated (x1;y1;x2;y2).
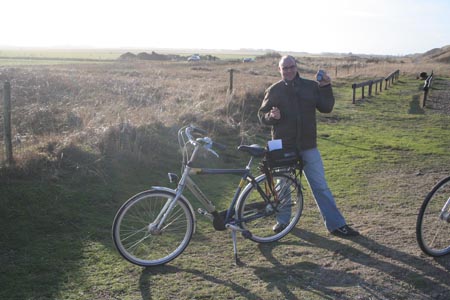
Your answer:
113;191;194;266
237;172;303;243
120;226;148;242
126;233;152;252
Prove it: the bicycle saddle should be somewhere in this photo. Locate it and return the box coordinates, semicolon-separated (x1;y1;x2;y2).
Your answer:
237;144;266;157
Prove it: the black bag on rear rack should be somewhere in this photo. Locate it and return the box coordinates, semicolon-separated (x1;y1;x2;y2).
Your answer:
264;147;302;170
259;144;302;198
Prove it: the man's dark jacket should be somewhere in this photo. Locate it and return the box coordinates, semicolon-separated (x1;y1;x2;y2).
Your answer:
258;73;334;151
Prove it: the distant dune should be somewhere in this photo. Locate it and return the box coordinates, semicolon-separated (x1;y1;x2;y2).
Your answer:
419;45;450;63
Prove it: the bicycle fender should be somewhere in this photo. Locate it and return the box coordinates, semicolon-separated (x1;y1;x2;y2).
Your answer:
150;185;177;194
150;186;197;231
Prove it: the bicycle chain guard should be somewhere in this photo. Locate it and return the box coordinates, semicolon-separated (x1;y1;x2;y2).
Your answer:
212;210;227;231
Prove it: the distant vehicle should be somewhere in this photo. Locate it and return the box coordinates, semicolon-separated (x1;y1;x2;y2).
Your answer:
242;57;255;63
188;55;200;62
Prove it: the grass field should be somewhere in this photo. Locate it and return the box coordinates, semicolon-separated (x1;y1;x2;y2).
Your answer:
0;48;276;65
0;50;449;299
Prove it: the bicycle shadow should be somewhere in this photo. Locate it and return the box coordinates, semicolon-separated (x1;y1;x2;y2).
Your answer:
137;256;361;300
250;259;361;300
435;256;450;271
138;265;260;300
137;228;450;300
255;228;450;298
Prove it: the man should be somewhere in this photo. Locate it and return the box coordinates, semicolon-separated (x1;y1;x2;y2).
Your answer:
258;55;359;237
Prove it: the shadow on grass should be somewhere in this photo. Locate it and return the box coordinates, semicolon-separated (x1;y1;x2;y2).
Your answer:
251;259;358;299
0;123;183;299
409;94;425;114
139;265;261;300
254;228;450;299
135;227;450;300
0;172;125;300
435;256;450;271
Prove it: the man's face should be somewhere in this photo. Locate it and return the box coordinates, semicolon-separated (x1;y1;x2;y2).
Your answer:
279;58;297;81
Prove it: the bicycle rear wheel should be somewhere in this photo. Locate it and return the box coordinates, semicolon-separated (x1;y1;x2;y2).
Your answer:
236;172;303;243
416;176;450;257
112;190;194;266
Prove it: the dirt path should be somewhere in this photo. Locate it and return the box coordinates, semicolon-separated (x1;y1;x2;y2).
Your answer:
334;169;450;299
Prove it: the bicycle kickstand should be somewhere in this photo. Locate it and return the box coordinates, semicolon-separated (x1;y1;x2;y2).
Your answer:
226;224;246;265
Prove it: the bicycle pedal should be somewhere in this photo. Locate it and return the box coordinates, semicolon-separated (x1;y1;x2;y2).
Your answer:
197;208;213;220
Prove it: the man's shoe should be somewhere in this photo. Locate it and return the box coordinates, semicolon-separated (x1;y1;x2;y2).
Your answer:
331;225;359;237
273;223;287;233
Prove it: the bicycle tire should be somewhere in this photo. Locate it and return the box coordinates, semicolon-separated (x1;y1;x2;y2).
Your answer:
236;172;303;243
416;176;450;257
112;189;194;266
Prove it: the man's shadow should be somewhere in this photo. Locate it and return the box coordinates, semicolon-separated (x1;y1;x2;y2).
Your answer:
254;228;450;299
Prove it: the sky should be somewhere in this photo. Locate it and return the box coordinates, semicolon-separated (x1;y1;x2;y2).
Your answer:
1;0;449;55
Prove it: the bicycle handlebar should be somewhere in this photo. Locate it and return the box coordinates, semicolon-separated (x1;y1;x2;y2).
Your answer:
212;141;226;151
190;125;207;135
184;125;226;152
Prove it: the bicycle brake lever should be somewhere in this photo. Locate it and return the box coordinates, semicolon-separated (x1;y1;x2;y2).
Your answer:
207;148;219;158
198;137;220;157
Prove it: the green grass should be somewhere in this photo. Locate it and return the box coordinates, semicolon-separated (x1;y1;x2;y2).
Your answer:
1;74;450;299
320;77;450;202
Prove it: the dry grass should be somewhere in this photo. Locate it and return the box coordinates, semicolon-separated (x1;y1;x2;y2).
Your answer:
0;53;448;169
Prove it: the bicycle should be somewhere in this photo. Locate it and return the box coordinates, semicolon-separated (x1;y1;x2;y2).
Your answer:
112;125;303;266
416;175;450;256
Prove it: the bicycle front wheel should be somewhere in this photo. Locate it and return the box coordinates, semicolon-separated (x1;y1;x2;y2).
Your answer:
416;176;450;257
112;190;194;266
236;172;303;243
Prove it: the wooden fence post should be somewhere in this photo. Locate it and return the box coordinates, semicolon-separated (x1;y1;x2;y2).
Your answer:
3;81;14;166
228;69;234;94
422;72;434;107
352;84;356;104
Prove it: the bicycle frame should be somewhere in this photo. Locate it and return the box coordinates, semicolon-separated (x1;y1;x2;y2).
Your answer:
154;140;265;231
440;197;450;222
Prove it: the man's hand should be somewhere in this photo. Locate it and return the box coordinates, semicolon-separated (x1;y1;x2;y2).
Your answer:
270;107;281;120
316;70;332;87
